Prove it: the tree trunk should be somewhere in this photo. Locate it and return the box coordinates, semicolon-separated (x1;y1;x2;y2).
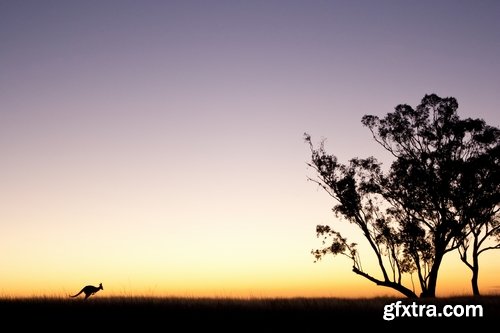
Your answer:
471;266;480;296
471;248;480;296
421;251;444;298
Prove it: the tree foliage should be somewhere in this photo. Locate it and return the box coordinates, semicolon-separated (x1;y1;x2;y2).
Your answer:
306;94;500;298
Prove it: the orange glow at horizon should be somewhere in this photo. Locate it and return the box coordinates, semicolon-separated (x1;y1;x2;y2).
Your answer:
1;1;499;300
2;217;498;299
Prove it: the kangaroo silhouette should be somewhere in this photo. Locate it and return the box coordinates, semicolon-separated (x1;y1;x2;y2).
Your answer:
70;283;103;299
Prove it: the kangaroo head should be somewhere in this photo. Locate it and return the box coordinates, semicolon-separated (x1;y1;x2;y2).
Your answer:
99;283;103;290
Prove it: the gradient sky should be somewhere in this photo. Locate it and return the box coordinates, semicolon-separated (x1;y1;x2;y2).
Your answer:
1;0;499;298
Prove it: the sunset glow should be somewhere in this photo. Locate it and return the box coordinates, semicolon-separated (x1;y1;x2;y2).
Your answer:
1;1;499;298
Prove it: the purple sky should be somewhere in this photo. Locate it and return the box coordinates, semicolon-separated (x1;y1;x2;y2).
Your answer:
1;1;499;296
2;1;499;160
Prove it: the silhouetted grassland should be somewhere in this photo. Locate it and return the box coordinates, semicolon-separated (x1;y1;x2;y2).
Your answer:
1;295;498;330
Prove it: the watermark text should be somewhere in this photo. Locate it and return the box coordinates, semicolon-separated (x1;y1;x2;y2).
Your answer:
383;301;483;321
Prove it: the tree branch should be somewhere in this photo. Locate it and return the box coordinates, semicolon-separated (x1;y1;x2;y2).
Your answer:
352;266;418;298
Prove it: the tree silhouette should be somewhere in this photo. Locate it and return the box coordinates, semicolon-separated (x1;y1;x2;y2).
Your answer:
306;94;500;298
455;130;500;296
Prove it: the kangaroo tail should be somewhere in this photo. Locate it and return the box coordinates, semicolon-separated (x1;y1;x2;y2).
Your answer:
69;290;83;298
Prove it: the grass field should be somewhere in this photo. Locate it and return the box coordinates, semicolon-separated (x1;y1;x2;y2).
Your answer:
1;295;498;330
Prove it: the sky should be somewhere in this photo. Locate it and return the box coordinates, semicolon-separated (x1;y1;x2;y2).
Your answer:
1;0;499;298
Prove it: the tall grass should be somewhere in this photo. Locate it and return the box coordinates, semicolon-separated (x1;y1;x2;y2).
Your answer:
1;295;497;329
